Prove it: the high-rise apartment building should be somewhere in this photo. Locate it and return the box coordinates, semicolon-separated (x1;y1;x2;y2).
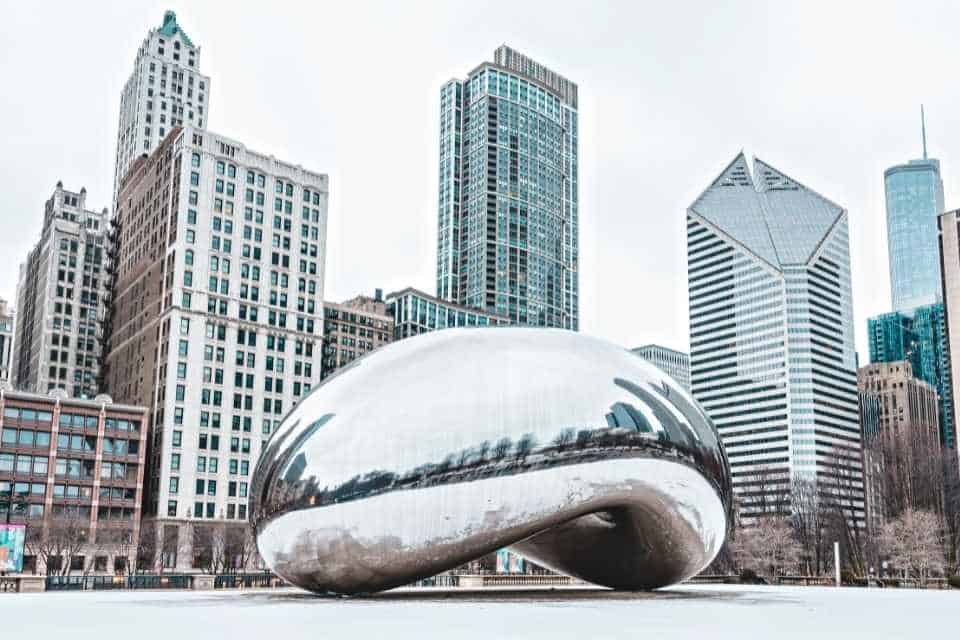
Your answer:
437;46;578;329
867;304;953;449
885;110;944;313
321;291;393;380
13;183;109;398
113;11;210;202
687;153;863;522
0;299;15;385
102;126;327;569
630;344;690;390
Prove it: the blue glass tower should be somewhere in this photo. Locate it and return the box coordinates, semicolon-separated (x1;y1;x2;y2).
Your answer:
884;108;945;312
867;304;954;448
872;109;955;450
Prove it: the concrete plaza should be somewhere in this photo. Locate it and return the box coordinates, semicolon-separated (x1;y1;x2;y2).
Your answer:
1;583;954;638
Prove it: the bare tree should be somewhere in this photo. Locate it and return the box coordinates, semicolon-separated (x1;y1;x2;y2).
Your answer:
25;511;90;576
791;476;829;575
192;523;227;574
223;524;258;573
879;507;946;585
98;525;137;575
819;445;868;576
731;515;801;579
136;520;159;573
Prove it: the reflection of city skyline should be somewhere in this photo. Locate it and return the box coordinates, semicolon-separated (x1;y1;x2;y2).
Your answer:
253;376;731;530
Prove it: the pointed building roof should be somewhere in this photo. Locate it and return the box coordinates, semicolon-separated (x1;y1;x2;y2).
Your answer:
688;152;844;269
158;10;194;48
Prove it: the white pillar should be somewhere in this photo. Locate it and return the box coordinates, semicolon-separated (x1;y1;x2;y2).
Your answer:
834;542;840;586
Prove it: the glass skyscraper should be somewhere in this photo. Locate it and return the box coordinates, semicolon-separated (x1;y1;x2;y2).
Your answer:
884;130;944;312
867;303;954;449
687;153;863;522
437;46;578;329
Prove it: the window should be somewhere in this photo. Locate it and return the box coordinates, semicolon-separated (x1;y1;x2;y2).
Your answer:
170;454;181;471
169;477;179;494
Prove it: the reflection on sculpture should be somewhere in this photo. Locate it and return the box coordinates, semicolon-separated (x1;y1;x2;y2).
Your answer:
251;328;732;595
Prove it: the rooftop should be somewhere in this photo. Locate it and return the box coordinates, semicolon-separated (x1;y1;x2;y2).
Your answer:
689;152;845;269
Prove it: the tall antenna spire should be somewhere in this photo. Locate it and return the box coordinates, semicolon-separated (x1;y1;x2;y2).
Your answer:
921;104;928;160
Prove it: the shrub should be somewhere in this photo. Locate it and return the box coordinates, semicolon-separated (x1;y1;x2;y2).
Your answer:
948;575;960;589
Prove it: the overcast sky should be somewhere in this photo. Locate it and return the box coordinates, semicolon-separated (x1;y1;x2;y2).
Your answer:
2;0;957;358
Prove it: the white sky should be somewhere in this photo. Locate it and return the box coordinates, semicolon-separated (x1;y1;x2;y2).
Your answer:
1;0;956;359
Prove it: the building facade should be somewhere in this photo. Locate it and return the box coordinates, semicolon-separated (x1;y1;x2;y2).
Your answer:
857;361;943;517
939;209;960;472
884;117;944;313
13;183;109;398
858;388;884;534
321;291;393;380
630;344;690;390
0;389;147;575
437;46;578;329
113;11;209;202
385;287;510;341
102;126;327;570
867;304;953;449
687;153;863;523
0;299;14;385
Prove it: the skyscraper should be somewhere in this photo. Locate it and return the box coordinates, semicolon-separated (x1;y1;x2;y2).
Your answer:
867;305;954;449
113;11;210;201
102;126;328;569
687;153;863;522
885;108;944;313
12;183;109;398
437;46;578;329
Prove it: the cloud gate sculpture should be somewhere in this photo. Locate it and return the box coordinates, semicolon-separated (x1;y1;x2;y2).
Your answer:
251;328;732;595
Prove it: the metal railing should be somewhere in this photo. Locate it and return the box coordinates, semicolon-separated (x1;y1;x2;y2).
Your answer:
45;574;192;591
213;573;283;589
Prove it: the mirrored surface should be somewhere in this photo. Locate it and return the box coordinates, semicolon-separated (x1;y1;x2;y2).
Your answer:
252;328;732;594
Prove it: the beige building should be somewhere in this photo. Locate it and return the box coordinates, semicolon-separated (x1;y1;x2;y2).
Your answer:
940;209;960;473
102;127;327;571
321;290;393;380
857;361;943;517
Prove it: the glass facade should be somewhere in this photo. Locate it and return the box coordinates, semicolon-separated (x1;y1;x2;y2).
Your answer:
437;47;578;329
884;158;944;312
385;288;510;340
687;153;863;523
867;303;954;448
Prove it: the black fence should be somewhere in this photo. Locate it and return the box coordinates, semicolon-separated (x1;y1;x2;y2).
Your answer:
214;573;283;589
44;574;254;591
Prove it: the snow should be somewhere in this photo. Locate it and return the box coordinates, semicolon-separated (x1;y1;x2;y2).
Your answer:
1;583;954;639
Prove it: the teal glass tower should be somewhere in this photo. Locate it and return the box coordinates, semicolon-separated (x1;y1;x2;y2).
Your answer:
867;304;954;448
437;46;579;329
884;108;945;313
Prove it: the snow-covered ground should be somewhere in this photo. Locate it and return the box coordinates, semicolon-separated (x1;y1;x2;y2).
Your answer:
1;584;954;639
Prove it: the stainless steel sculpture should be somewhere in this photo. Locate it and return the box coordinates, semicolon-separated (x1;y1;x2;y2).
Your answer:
251;328;732;595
